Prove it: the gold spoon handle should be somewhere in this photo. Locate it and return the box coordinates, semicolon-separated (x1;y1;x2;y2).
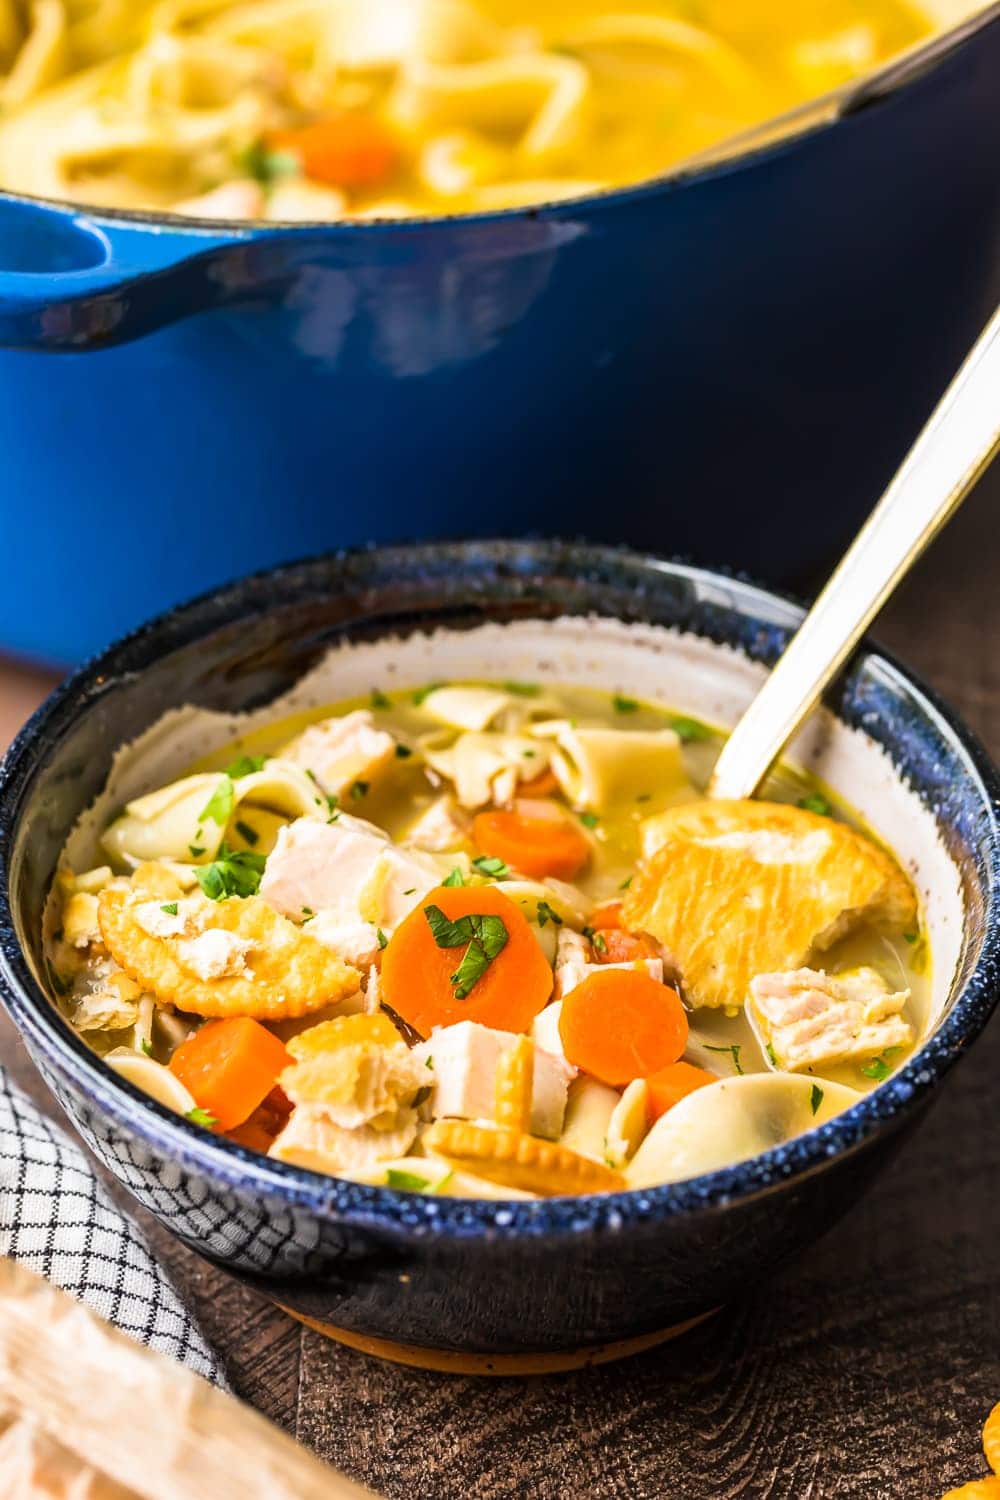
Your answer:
708;301;1000;801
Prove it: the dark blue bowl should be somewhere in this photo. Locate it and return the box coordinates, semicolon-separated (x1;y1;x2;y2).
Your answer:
1;542;998;1373
1;8;1000;664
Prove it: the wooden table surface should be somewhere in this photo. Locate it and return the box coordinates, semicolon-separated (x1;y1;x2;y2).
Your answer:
2;488;999;1500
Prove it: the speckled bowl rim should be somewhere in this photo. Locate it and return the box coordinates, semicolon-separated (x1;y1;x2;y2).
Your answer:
1;540;998;1241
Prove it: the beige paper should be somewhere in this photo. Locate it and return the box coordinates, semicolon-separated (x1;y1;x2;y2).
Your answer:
0;1259;376;1500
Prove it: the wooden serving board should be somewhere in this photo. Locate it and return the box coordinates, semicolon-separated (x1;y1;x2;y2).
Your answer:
2;471;998;1499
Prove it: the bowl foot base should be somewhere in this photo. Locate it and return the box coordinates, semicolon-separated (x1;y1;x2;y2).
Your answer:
277;1306;718;1375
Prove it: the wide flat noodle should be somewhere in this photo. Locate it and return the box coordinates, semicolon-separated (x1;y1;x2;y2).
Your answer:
98;888;359;1019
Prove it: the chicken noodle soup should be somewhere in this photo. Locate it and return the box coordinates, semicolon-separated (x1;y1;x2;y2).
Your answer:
45;681;926;1197
0;0;933;220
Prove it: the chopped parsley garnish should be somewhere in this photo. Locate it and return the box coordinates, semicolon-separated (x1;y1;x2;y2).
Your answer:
903;929;919;945
472;855;509;879
376;928;388;950
194;844;266;901
619;876;633;891
160;902;178;916
234;819;259;846
236;141;300;184
536;900;563;928
325;792;339;815
668;715;711;743
402;887;416;896
613;694;639;714
583;926;608;954
798;793;833;817
385;1168;432;1192
225;754;267;779
810;1083;824;1115
371;688;392;709
140;1039;153;1058
412;682;445;706
442;867;465;887
861;1048;901;1082
350;780;369;800
424;904;509;1000
301;907;314;918
185;1106;218;1129
503;681;541;697
425;1056;434;1069
636;792;652;803
188;844;205;858
395;744;413;759
705;1042;744;1075
579;811;599;829
765;1042;778;1068
199;775;235;827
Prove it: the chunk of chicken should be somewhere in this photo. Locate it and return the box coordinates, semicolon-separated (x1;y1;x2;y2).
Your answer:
748;966;913;1073
412;1020;572;1140
259;816;440;934
173;179;264;219
280;710;396;798
401;794;471;852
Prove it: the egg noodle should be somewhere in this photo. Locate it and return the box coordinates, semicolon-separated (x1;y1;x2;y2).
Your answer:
0;0;936;219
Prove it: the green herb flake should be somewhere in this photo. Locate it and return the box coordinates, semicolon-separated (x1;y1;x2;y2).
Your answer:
194;844;266;901
412;682;445;706
810;1083;824;1115
503;681;541;697
591;930;608;955
618;876;633;891
636;792;652;804
536;900;563;928
423;904;509;1000
442;867;465;888
385;1168;432;1192
903;929;919;945
199;774;235;827
395;744;413;759
160;902;179;916
472;855;509;880
765;1041;778;1068
861;1047;901;1082
669;715;711;743
234;819;259;847
370;688;392;709
798;793;833;818
140;1039;153;1058
185;1106;217;1129
579;811;599;829
376;928;389;950
350;780;369;801
613;694;639;714
704;1042;744;1075
188;844;205;858
402;887;416;896
301;907;314;918
237;141;300;185
425;1056;434;1070
225;753;267;780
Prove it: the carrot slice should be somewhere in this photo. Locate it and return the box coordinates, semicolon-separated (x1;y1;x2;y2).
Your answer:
645;1060;717;1122
594;929;660;963
472;807;590;881
519;766;560;798
270;114;398;189
381;884;553;1038
170;1016;291;1131
591;901;623;930
558;970;687;1086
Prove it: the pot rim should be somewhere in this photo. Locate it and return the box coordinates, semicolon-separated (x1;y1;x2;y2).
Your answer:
1;539;998;1238
1;2;997;238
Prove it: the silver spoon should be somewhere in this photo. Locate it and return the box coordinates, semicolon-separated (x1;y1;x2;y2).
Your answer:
708;301;1000;801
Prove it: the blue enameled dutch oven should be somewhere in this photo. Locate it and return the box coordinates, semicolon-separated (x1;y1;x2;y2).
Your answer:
1;8;1000;665
0;542;998;1374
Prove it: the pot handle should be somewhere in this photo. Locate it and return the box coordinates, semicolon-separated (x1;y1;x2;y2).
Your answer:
0;194;255;351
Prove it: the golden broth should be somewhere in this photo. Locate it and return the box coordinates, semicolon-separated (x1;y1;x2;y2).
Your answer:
0;0;932;219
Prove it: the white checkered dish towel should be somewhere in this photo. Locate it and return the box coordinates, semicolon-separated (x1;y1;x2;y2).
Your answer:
0;1066;226;1386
